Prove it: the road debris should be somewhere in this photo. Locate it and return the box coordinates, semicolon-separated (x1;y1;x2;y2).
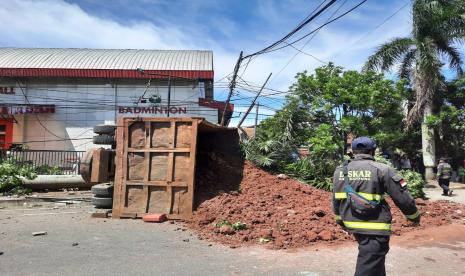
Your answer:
90;210;111;218
32;231;47;236
142;213;167;223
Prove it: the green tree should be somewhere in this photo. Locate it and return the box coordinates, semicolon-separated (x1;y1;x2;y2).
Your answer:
364;0;465;179
291;63;407;151
242;97;310;169
247;63;410;189
426;77;465;165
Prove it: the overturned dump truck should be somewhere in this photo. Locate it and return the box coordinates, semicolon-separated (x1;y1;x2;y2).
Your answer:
82;117;242;220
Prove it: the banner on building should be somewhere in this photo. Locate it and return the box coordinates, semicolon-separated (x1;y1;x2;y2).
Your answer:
0;104;55;115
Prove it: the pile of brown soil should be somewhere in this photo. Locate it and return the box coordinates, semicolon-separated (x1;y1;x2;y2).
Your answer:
186;162;465;249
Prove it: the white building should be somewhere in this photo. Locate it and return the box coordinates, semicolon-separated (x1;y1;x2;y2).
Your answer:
0;48;233;151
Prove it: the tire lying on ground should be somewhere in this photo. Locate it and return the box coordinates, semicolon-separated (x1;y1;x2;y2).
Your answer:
93;134;115;145
91;183;114;197
92;196;113;209
93;124;116;135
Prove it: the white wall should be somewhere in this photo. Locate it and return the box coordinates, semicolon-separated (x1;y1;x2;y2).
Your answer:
0;78;218;151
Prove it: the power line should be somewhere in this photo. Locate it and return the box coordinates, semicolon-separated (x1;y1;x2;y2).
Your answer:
15;80;66;140
256;0;368;55
271;0;348;81
330;0;410;59
237;0;328;78
243;0;338;59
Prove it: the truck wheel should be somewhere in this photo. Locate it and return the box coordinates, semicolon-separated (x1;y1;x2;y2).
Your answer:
93;125;116;135
93;134;115;145
91;183;114;197
92;196;113;209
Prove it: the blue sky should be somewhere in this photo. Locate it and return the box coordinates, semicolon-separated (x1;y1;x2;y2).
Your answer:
0;0;414;125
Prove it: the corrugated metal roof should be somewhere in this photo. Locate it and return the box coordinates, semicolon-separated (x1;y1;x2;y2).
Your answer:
0;48;213;71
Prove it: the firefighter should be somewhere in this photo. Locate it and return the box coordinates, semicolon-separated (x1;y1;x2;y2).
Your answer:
437;157;453;196
332;137;420;276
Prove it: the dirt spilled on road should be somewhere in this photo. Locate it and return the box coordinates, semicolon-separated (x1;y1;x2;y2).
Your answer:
186;162;465;249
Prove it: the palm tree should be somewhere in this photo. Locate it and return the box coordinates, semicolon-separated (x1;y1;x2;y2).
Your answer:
364;0;465;180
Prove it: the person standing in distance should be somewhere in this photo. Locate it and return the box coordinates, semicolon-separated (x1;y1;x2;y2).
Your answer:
437;157;453;196
332;137;420;276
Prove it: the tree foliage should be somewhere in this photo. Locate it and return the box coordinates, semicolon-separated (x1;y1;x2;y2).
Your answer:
290;63;408;150
0;159;36;195
364;0;465;126
245;64;413;190
375;154;426;198
426;77;465;164
242;97;311;170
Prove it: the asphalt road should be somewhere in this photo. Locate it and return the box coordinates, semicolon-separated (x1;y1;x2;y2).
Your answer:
1;201;465;276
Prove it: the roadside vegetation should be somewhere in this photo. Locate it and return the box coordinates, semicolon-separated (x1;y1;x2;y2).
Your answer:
242;64;464;198
0;158;36;195
242;63;426;197
0;158;62;196
242;0;465;198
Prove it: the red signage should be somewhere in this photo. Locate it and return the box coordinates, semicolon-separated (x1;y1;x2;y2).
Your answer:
0;118;13;150
198;98;234;112
0;105;55;115
0;87;15;95
118;106;187;114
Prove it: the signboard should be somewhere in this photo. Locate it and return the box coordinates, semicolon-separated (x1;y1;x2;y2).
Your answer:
0;87;15;95
118;106;187;115
0;104;55;115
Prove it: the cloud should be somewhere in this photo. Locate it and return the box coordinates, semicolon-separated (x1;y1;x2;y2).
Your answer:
0;0;413;125
0;0;193;49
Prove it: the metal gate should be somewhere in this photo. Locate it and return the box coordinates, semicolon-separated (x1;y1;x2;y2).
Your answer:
112;117;198;219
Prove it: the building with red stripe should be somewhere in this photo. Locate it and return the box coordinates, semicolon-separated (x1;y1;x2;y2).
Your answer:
0;48;233;150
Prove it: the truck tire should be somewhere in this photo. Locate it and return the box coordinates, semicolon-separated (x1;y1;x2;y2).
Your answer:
93;134;115;145
92;196;113;209
91;183;114;197
93;125;116;135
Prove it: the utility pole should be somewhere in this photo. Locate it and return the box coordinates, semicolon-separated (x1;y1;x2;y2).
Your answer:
167;76;171;117
254;102;259;137
220;51;243;126
237;73;272;128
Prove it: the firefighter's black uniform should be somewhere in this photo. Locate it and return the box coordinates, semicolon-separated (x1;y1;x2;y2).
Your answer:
333;150;420;276
437;159;452;195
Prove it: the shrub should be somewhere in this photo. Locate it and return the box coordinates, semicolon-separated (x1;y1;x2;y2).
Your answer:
0;159;36;195
284;157;334;191
398;170;426;199
458;167;465;183
375;154;425;198
35;164;62;175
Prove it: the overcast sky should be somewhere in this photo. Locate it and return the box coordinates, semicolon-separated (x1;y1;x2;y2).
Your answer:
0;0;412;125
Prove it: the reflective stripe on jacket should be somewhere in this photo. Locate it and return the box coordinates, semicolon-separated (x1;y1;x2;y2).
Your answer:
332;154;419;236
437;162;452;179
